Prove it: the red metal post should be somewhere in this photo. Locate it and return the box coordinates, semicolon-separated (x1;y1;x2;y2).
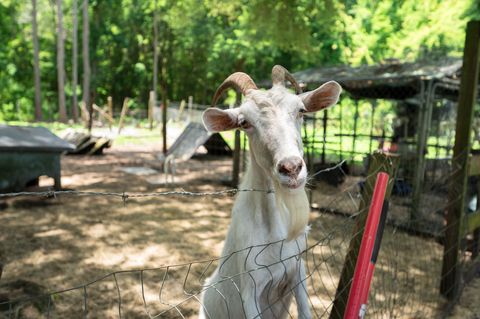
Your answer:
344;172;389;319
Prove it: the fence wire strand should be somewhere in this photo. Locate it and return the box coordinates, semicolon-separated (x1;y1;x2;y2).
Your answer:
0;151;476;318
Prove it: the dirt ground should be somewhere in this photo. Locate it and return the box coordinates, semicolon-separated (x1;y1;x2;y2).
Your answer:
0;141;478;318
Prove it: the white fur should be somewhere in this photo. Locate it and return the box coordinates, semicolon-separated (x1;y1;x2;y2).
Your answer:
199;83;340;319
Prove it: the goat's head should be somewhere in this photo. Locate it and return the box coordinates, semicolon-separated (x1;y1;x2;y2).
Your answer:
203;65;341;191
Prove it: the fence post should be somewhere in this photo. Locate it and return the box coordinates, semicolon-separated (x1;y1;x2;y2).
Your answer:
88;91;95;133
148;91;155;130
411;80;434;222
351;100;359;162
188;96;193;122
321;109;328;165
368;100;377;154
162;98;168;154
107;96;113;130
440;20;480;300
107;96;113;118
339;103;343;161
117;97;130;135
330;151;399;319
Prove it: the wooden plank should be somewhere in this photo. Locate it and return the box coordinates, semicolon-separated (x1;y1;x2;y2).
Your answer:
440;20;480;300
468;154;480;176
330;152;399;319
92;104;114;124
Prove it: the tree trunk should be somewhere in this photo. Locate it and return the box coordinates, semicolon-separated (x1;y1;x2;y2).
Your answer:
56;0;67;122
82;0;90;115
32;0;42;121
152;0;158;106
71;0;79;122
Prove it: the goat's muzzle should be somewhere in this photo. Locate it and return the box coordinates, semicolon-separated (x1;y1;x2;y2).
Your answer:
277;156;306;189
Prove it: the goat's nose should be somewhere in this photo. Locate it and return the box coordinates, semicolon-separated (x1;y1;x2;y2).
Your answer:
277;156;303;177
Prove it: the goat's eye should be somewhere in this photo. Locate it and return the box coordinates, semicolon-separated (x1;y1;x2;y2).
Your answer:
239;118;252;130
297;108;307;118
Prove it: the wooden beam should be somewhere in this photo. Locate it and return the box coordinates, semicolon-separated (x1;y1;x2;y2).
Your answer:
440;20;480;300
330;152;399;319
92;104;114;124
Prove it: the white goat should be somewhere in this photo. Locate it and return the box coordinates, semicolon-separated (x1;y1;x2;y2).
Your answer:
199;66;341;319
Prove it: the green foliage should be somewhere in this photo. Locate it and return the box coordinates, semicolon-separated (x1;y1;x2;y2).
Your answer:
0;0;477;121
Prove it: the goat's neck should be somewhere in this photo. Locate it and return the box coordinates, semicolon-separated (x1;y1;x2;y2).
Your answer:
239;153;309;241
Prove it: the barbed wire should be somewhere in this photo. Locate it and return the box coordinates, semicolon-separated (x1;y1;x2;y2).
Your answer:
0;188;274;200
0;152;476;318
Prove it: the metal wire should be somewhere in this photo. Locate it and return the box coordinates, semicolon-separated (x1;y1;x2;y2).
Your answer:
0;154;474;318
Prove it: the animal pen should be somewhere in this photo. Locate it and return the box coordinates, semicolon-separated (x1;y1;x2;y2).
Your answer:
0;21;479;319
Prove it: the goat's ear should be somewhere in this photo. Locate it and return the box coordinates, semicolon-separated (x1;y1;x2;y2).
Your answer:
202;108;239;132
300;81;342;112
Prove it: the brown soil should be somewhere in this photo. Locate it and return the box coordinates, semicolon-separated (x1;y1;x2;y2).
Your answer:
0;143;477;318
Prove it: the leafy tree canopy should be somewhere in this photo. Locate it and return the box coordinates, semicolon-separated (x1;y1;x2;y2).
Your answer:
0;0;477;121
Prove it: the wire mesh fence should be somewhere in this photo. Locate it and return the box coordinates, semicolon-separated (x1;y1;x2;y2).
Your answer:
0;151;475;318
1;62;479;317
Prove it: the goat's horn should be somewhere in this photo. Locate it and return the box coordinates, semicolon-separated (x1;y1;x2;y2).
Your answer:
211;72;258;107
271;65;302;94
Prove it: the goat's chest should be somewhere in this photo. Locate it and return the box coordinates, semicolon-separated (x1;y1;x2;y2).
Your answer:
242;239;304;287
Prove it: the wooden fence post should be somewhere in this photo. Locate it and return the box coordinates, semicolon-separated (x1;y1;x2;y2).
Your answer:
368;100;377;154
411;80;434;222
177;99;186;121
188;96;193;122
162;97;168;155
107;96;113;130
351;100;359;162
321;109;328;165
107;96;113;117
440;20;480;300
88;92;95;133
117;97;130;134
339;103;343;161
148;91;155;130
330;151;399;319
